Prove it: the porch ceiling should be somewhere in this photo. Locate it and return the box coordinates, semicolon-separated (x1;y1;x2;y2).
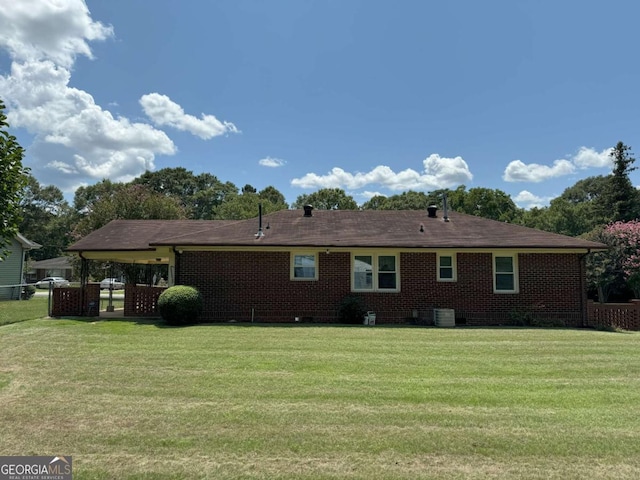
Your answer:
76;249;171;264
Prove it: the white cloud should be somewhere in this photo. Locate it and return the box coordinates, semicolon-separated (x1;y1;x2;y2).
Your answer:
0;60;175;190
360;190;386;200
503;159;575;183
503;147;613;183
513;190;555;209
291;154;473;191
573;146;613;169
140;93;239;140
0;0;113;68
0;0;236;193
259;156;286;168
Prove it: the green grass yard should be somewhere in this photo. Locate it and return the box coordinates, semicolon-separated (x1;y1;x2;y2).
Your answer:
0;319;639;479
0;296;50;325
0;296;124;326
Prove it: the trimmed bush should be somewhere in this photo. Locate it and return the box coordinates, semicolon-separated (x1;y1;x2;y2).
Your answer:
337;295;367;324
157;285;203;326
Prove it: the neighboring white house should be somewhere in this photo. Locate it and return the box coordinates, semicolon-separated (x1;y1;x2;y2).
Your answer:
0;233;41;300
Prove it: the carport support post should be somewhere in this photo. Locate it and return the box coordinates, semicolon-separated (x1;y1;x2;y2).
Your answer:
79;255;89;316
106;262;114;312
47;281;53;317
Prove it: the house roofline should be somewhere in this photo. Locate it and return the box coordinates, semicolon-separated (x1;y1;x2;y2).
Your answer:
16;232;41;250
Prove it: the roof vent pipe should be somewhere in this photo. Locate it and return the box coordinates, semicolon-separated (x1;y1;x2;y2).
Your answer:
427;205;438;218
303;204;313;217
255;203;265;237
442;194;450;222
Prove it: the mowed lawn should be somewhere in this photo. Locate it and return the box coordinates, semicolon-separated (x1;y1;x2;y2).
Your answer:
0;319;639;479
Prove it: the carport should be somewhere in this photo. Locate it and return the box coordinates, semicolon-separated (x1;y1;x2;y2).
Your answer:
58;219;195;317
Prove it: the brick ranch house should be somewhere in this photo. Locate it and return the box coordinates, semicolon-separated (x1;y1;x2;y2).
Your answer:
66;206;606;326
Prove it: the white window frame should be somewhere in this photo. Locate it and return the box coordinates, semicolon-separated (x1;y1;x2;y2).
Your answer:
493;253;519;293
437;252;457;282
290;252;318;281
352;252;399;292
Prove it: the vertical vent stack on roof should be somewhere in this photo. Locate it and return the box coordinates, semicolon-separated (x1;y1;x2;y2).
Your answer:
303;205;313;217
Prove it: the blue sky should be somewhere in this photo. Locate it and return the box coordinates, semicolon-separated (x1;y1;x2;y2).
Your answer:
1;0;639;209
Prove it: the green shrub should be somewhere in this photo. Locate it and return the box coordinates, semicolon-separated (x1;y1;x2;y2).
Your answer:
508;309;566;328
508;308;533;326
530;317;566;328
21;285;36;300
157;285;203;326
337;295;367;324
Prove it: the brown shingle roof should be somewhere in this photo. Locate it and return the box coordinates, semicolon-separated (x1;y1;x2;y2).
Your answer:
66;219;238;251
147;209;606;250
67;210;607;252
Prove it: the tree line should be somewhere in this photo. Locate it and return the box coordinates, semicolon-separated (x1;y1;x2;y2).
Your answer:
2;99;639;300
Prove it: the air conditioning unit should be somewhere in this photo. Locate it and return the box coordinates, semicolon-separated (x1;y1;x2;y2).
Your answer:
433;308;455;327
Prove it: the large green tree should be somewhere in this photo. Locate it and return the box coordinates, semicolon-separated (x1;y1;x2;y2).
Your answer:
360;186;519;222
362;191;433;210
133;167;238;219
73;179;124;214
19;174;74;261
558;175;609;204
73;184;187;240
0;99;29;258
293;188;358;210
518;197;598;237
213;187;289;220
600;141;639;222
450;186;519;222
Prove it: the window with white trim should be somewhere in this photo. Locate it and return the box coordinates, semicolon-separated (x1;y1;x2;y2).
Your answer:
353;254;398;291
291;253;317;280
437;253;456;282
493;254;518;293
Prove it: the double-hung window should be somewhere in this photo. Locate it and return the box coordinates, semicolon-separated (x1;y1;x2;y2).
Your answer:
437;253;456;282
291;253;317;280
493;254;518;293
353;253;398;291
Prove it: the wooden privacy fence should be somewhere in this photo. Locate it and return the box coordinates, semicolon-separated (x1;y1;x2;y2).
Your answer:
124;285;167;316
51;284;100;317
51;284;166;317
587;300;640;331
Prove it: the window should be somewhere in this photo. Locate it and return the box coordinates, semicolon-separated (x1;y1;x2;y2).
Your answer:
353;253;398;291
437;253;456;282
494;254;518;293
291;253;317;280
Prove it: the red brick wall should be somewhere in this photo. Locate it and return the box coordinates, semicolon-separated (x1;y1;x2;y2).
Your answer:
178;251;586;326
